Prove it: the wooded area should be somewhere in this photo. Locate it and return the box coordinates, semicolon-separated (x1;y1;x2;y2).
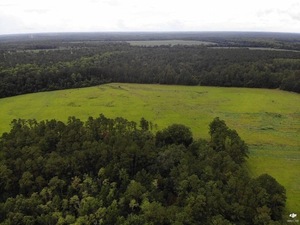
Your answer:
0;32;300;98
0;33;295;223
0;115;286;224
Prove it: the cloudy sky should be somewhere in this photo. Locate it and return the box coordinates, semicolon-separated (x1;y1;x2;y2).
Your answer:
0;0;299;34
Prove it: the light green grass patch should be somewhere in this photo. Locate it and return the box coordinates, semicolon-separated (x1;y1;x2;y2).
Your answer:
247;145;300;212
127;40;216;46
0;83;299;212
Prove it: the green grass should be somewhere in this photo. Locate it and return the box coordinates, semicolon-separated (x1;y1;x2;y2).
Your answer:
127;40;216;46
1;83;299;212
246;146;300;216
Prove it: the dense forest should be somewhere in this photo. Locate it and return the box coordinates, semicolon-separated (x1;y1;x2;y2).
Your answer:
0;32;300;98
0;115;286;224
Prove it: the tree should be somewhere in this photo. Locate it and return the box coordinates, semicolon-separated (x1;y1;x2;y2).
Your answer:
256;174;286;221
141;199;168;224
0;164;13;198
209;117;248;164
139;117;149;131
124;180;147;213
155;124;193;147
253;206;272;225
19;171;34;195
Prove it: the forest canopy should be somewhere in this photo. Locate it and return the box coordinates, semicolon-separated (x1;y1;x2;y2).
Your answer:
0;115;286;224
0;33;300;98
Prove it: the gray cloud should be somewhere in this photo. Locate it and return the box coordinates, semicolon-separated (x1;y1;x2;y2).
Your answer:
89;0;120;6
0;3;14;7
24;9;50;14
287;3;300;21
1;0;299;34
257;2;300;22
290;14;300;21
277;9;300;22
256;9;275;18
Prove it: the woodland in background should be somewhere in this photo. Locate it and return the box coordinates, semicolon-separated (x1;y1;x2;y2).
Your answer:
0;115;286;224
0;32;300;98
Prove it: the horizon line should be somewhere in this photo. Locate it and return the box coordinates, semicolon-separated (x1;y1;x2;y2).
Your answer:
1;30;300;36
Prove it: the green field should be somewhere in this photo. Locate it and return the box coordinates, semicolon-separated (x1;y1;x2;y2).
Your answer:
1;83;299;212
127;40;216;46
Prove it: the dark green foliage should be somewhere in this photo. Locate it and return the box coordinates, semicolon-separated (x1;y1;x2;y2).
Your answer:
0;37;300;98
139;117;149;131
0;115;286;224
209;117;248;164
155;124;193;147
280;71;300;93
256;174;286;221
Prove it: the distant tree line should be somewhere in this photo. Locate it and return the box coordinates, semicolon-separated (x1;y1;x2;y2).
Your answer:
0;42;300;98
0;115;286;224
1;32;299;50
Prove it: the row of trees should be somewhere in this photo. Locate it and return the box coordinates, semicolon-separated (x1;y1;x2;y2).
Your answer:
0;115;286;224
1;32;299;50
0;42;300;98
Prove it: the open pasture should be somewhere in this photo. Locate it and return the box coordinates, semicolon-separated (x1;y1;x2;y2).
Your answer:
127;39;216;46
0;83;299;212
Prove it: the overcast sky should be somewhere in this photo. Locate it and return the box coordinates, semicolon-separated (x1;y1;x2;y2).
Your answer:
0;0;299;35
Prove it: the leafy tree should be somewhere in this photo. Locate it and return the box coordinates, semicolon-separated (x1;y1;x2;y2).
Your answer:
209;117;248;164
156;124;193;147
19;171;34;195
256;174;286;220
139;117;149;131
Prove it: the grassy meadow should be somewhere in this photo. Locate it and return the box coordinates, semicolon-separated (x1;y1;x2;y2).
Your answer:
127;40;216;46
1;83;299;212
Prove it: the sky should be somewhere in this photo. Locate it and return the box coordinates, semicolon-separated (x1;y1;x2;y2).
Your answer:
0;0;299;35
